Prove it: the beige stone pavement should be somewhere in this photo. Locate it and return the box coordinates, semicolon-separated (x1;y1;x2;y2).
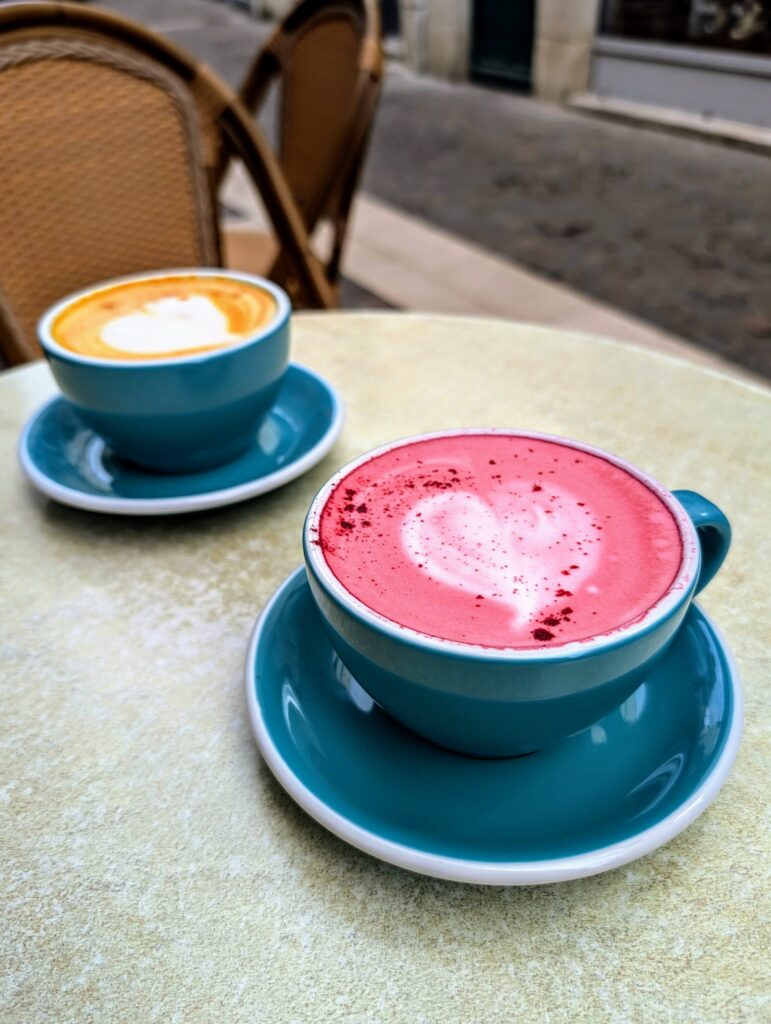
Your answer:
221;163;761;385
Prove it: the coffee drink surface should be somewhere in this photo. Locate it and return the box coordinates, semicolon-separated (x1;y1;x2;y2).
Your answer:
51;275;277;360
317;434;683;649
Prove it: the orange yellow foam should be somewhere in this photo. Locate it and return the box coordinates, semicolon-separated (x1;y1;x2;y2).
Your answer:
51;275;277;360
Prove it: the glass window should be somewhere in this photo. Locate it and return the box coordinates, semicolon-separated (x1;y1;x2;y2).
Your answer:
601;1;771;54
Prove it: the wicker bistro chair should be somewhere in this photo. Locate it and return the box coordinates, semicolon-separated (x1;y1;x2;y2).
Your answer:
220;0;383;304
0;1;333;366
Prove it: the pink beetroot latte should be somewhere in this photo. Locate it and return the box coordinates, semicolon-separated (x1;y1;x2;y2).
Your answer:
315;433;683;650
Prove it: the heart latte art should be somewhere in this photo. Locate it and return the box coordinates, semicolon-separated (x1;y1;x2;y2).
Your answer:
401;483;600;631
317;434;683;649
51;275;277;360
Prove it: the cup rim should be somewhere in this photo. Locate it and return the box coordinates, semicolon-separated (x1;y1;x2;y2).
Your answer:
304;428;701;662
37;268;291;368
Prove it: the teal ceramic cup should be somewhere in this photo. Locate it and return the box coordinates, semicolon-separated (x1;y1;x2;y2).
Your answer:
303;431;731;758
38;269;290;473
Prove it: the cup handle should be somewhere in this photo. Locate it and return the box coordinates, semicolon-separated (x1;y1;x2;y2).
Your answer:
672;490;731;595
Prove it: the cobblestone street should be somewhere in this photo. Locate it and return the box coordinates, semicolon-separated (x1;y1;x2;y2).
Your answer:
107;0;771;378
366;67;771;379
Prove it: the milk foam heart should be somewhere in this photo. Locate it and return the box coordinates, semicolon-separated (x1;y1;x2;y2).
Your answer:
101;296;240;355
51;274;277;360
401;485;599;628
317;434;683;649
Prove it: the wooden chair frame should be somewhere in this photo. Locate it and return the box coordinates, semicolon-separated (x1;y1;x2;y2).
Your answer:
220;0;383;293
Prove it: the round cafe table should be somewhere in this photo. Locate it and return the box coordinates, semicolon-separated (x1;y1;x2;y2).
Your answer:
1;314;768;1022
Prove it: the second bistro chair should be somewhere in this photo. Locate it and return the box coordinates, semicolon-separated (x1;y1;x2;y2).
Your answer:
0;1;333;366
220;0;383;305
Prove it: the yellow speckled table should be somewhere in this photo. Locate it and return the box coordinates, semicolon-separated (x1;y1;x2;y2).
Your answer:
1;314;769;1023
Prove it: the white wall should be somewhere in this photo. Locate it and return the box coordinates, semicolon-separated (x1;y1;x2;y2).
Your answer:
534;0;601;99
401;0;471;81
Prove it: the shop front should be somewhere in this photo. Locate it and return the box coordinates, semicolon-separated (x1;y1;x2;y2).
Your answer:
591;1;771;127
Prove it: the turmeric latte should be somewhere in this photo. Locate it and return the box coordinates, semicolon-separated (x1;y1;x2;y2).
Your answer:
51;275;277;360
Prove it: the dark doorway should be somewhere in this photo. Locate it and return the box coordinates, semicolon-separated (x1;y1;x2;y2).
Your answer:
379;0;400;38
471;0;536;90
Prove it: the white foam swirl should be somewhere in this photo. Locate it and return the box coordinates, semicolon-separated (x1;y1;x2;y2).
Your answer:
100;296;241;355
401;485;599;626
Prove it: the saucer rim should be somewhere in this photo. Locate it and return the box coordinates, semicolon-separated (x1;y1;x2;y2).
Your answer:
245;566;743;886
18;364;344;516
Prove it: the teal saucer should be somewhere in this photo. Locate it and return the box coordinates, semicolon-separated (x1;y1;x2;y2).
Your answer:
19;364;343;515
246;568;742;885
